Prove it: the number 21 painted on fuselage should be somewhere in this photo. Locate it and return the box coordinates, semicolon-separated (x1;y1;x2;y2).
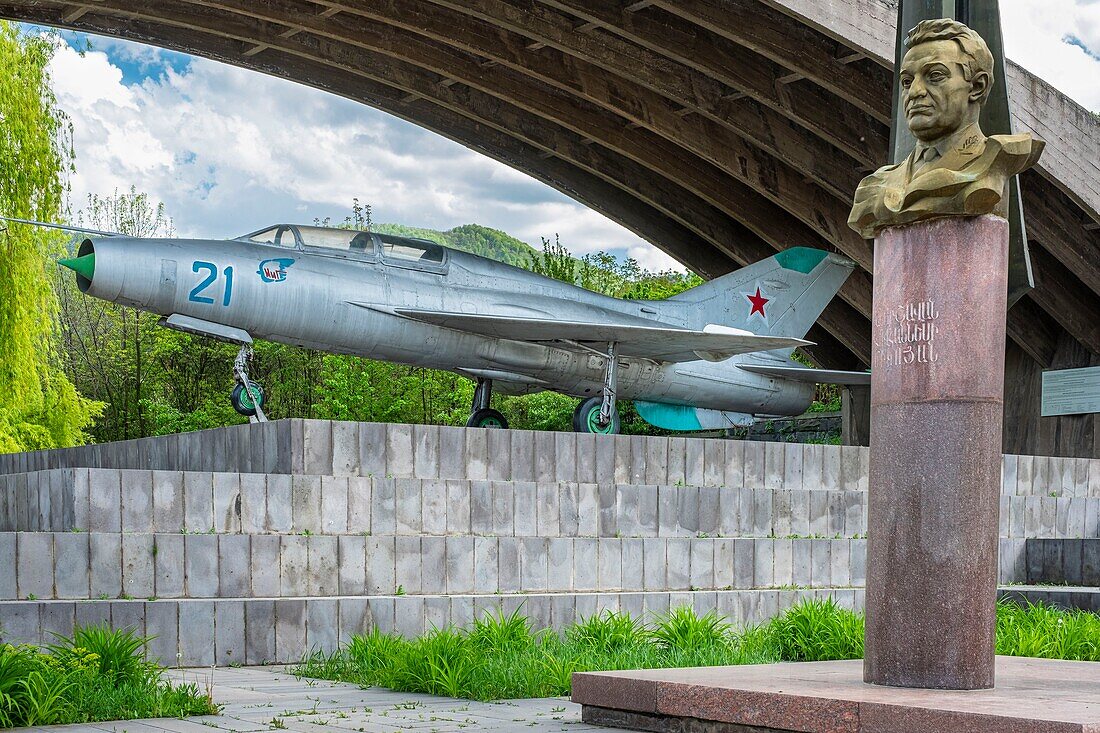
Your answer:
189;261;234;307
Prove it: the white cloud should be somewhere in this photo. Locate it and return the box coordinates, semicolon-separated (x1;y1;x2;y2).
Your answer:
45;36;673;269
1002;0;1100;111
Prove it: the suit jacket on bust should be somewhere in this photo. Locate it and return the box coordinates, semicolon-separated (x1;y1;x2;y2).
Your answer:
847;122;1045;239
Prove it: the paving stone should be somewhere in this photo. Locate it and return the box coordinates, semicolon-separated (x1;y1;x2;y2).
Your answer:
753;538;774;588
395;536;422;595
305;598;338;653
473;536;498;594
811;540;832;586
308;536;339;596
331;420;361;476
535;481;560;537
743;442;765;489
337;535;366;595
514;481;538;536
320;476;349;534
182;472;213;533
265;474;292;533
733;538;755;590
275;599;306;662
520;537;548;591
421;536;448;594
764;442;785;491
89;470;122;533
237;474;266;534
249;534;280;598
122;533;155;599
145;600;178;665
178;600;214;665
0;530;16;598
245;600;276;664
121;471;154;532
18;532;54;599
90;532;123;599
578;483;599;536
498;537;521;593
394;596;425;638
218;535;251;597
573;537;598;591
702;440;724;488
666;538;690;590
279;535;308;597
53;532;89;600
713;538;734;589
290;475;321;534
598;538;622;591
215;600;246;666
547;537;573;592
689;539;713;590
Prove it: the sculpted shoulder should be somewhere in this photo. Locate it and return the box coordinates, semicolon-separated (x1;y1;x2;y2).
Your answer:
847;133;1044;239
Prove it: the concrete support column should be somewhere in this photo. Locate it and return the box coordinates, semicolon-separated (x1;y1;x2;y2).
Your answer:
864;215;1007;690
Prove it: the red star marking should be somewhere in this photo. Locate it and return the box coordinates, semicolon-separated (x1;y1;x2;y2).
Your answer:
747;286;769;318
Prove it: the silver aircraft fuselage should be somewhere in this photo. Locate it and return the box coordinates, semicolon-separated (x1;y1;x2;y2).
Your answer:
75;230;817;421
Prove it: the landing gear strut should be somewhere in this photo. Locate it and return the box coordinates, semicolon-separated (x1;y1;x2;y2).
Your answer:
573;341;621;434
231;344;268;422
466;378;508;429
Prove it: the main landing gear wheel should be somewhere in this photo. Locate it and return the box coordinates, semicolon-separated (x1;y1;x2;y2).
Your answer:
573;396;620;434
466;377;508;428
231;382;265;417
231;343;268;422
467;407;509;429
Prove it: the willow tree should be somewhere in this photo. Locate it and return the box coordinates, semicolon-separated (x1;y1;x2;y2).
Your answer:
0;22;100;451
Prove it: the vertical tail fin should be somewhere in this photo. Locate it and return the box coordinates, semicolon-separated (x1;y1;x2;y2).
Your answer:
667;247;855;338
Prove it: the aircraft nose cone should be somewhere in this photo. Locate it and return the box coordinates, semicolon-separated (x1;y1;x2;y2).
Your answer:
59;253;95;280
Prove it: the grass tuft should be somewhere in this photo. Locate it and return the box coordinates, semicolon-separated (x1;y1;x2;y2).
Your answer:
294;598;1100;702
0;625;218;728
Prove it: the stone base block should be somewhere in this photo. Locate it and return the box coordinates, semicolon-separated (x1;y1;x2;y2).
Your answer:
574;657;1100;732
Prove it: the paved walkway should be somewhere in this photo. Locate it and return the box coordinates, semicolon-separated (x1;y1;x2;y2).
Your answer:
23;666;627;733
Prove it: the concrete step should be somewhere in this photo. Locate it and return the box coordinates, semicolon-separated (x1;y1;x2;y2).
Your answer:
999;586;1100;613
1022;539;1100;585
2;420;1095;499
0;469;870;539
0;419;872;488
0;588;867;666
0;532;868;601
5;468;1094;541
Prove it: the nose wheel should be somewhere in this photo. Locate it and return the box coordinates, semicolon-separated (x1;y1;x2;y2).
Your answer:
466;377;508;429
231;344;268;422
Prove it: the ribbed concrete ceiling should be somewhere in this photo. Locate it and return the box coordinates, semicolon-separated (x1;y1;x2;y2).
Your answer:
3;0;1098;370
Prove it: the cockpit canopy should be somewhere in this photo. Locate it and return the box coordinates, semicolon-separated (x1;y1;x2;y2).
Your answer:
236;224;445;264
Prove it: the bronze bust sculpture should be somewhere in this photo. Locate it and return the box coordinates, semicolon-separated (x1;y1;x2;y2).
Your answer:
848;19;1044;239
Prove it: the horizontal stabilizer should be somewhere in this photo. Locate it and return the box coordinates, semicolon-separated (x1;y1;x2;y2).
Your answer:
738;364;871;385
360;306;811;363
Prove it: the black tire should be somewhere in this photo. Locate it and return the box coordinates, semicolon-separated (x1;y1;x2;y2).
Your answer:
466;407;508;429
231;382;264;417
573;396;621;434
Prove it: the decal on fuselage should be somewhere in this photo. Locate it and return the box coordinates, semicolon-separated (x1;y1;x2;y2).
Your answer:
258;258;295;283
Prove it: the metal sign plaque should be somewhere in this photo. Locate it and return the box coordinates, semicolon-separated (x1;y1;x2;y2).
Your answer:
1041;367;1100;417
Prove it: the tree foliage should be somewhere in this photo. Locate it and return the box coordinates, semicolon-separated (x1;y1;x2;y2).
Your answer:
0;23;101;451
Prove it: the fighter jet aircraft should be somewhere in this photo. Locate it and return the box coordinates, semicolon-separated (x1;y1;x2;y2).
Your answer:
10;216;869;433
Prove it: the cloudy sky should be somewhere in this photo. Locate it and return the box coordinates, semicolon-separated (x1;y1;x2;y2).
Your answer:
28;0;1100;271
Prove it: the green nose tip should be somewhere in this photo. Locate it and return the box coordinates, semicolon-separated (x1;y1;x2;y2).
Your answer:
59;253;95;280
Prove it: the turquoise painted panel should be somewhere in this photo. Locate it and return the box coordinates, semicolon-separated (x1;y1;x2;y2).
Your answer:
635;401;703;431
774;247;828;274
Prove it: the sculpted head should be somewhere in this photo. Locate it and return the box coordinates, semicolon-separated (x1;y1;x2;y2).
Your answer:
901;19;994;143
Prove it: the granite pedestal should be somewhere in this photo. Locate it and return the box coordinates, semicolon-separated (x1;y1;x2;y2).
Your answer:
866;215;1009;689
573;657;1100;733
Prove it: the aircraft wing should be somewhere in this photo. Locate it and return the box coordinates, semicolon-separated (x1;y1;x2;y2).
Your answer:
367;306;809;362
738;364;871;385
